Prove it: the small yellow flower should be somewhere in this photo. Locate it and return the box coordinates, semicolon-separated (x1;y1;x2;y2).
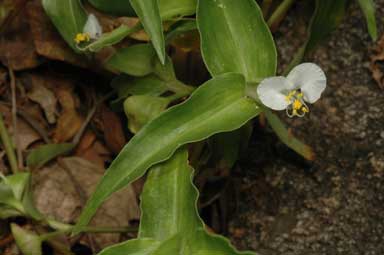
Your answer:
74;33;90;44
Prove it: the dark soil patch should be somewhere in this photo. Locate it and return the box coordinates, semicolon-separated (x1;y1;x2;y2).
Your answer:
230;2;384;255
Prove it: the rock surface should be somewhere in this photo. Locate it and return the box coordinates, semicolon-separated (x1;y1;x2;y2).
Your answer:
230;2;384;255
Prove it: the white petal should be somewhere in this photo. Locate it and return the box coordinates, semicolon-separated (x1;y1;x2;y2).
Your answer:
257;77;290;110
83;14;102;39
287;63;326;103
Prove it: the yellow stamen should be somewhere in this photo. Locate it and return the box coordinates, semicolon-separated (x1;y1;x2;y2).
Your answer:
285;89;310;117
292;99;302;110
74;33;90;44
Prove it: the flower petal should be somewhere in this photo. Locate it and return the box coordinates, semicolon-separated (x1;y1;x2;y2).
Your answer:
257;77;290;110
287;63;326;103
83;14;102;39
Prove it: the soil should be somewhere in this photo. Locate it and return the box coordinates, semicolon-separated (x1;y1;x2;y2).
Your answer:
229;2;384;255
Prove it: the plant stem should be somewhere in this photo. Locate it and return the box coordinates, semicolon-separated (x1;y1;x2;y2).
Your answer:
80;226;137;234
85;23;142;52
9;68;23;170
46;219;137;235
0;113;18;173
167;80;195;95
267;0;296;30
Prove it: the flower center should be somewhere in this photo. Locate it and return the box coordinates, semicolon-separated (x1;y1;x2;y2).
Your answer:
285;90;309;118
74;33;90;44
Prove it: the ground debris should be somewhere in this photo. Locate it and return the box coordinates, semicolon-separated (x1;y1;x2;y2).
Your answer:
33;157;140;249
370;34;384;89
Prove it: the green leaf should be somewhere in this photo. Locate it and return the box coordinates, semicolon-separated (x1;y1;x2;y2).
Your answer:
0;181;22;211
42;0;87;52
11;224;42;255
4;173;30;201
264;109;314;161
88;0;197;19
284;0;347;74
130;0;166;64
81;1;196;52
357;0;378;41
124;95;170;134
0;205;22;219
88;0;136;16
0;173;42;219
110;74;168;110
74;73;261;234
306;0;347;53
209;122;253;169
106;44;156;77
197;0;277;82
98;239;162;255
83;24;141;52
139;149;201;240
112;75;168;98
165;20;197;43
98;149;254;255
26;143;75;169
158;0;197;20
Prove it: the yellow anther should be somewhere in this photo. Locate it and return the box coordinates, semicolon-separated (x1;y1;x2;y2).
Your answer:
292;99;302;110
302;106;309;113
74;33;90;44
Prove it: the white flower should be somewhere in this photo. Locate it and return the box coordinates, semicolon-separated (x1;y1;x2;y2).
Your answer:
257;63;326;117
83;14;102;40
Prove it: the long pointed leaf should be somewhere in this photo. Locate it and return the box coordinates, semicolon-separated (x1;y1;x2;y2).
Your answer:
42;0;87;51
357;0;377;41
197;0;276;82
74;73;260;234
98;149;255;254
130;0;165;64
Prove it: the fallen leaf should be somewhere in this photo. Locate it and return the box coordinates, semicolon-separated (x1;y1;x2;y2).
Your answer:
0;104;41;151
101;106;126;154
0;8;40;70
0;0;27;30
76;140;111;168
370;34;384;89
33;157;140;248
53;111;83;143
27;75;57;124
75;130;97;155
53;82;84;142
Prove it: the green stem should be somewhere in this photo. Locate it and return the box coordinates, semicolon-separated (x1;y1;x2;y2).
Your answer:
45;219;137;236
167;80;195;95
0;113;18;173
267;0;296;29
83;23;143;52
80;226;137;233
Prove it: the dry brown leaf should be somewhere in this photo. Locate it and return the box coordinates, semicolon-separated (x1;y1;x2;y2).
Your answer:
76;140;112;168
33;157;140;248
0;104;40;151
53;110;83;143
75;130;97;154
26;0;89;68
0;8;40;70
101;106;126;154
53;81;84;142
26;75;57;124
370;34;384;89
